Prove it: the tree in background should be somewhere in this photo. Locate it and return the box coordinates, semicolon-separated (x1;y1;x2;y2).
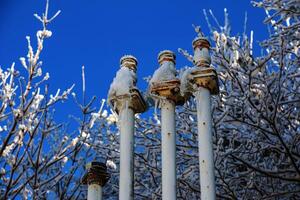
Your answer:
113;0;299;199
0;1;115;199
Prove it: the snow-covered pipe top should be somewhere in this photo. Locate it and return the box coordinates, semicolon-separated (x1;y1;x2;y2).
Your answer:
192;37;211;67
150;50;177;84
158;50;176;65
120;55;138;72
108;55;137;99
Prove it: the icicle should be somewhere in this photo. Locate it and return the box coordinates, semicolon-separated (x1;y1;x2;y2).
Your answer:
99;99;106;114
9;63;15;86
286;17;291;27
154;99;159;122
224;8;231;35
180;67;195;96
250;30;254;55
243;12;248;38
152;98;161;125
82;66;85;94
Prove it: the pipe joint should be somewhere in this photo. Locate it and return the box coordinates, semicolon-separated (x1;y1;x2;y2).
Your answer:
120;55;138;72
82;161;110;186
158;50;176;65
109;88;147;114
150;50;185;105
192;37;210;50
190;67;219;95
150;79;185;105
109;55;147;114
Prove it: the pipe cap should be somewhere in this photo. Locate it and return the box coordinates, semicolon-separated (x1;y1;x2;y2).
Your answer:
82;161;110;186
192;37;210;50
120;55;138;71
158;50;176;65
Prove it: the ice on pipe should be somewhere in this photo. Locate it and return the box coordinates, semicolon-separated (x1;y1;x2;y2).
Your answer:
179;66;198;96
193;47;211;64
149;61;176;85
108;67;136;99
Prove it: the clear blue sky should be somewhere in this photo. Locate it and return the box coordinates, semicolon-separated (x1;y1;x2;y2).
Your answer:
0;0;266;120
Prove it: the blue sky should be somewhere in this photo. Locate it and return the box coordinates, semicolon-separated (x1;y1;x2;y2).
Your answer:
0;0;267;120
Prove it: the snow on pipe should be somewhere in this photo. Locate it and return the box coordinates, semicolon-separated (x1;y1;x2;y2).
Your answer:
193;37;218;200
82;161;110;200
108;56;147;200
150;50;184;200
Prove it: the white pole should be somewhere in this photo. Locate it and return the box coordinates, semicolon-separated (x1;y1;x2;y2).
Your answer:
109;55;146;200
119;105;135;200
195;88;216;200
87;184;102;200
161;100;176;200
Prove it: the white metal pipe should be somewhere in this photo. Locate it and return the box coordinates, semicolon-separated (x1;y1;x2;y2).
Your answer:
119;105;135;200
195;87;216;200
87;184;102;200
161;100;177;200
194;47;211;65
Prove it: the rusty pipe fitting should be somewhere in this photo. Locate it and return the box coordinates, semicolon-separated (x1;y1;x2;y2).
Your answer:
192;37;210;50
158;50;176;65
82;161;110;186
120;55;138;72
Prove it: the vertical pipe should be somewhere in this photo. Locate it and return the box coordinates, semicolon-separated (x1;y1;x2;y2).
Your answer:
87;184;102;200
119;105;135;200
195;87;216;200
161;100;176;200
109;55;145;200
83;161;109;200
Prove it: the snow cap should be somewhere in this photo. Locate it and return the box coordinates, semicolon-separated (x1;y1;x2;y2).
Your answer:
192;37;210;50
120;55;138;72
158;50;176;65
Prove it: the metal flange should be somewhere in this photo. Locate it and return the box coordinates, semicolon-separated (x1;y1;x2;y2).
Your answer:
150;79;185;105
120;55;138;72
109;87;147;114
82;161;110;186
158;50;176;65
190;67;219;95
192;37;210;50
